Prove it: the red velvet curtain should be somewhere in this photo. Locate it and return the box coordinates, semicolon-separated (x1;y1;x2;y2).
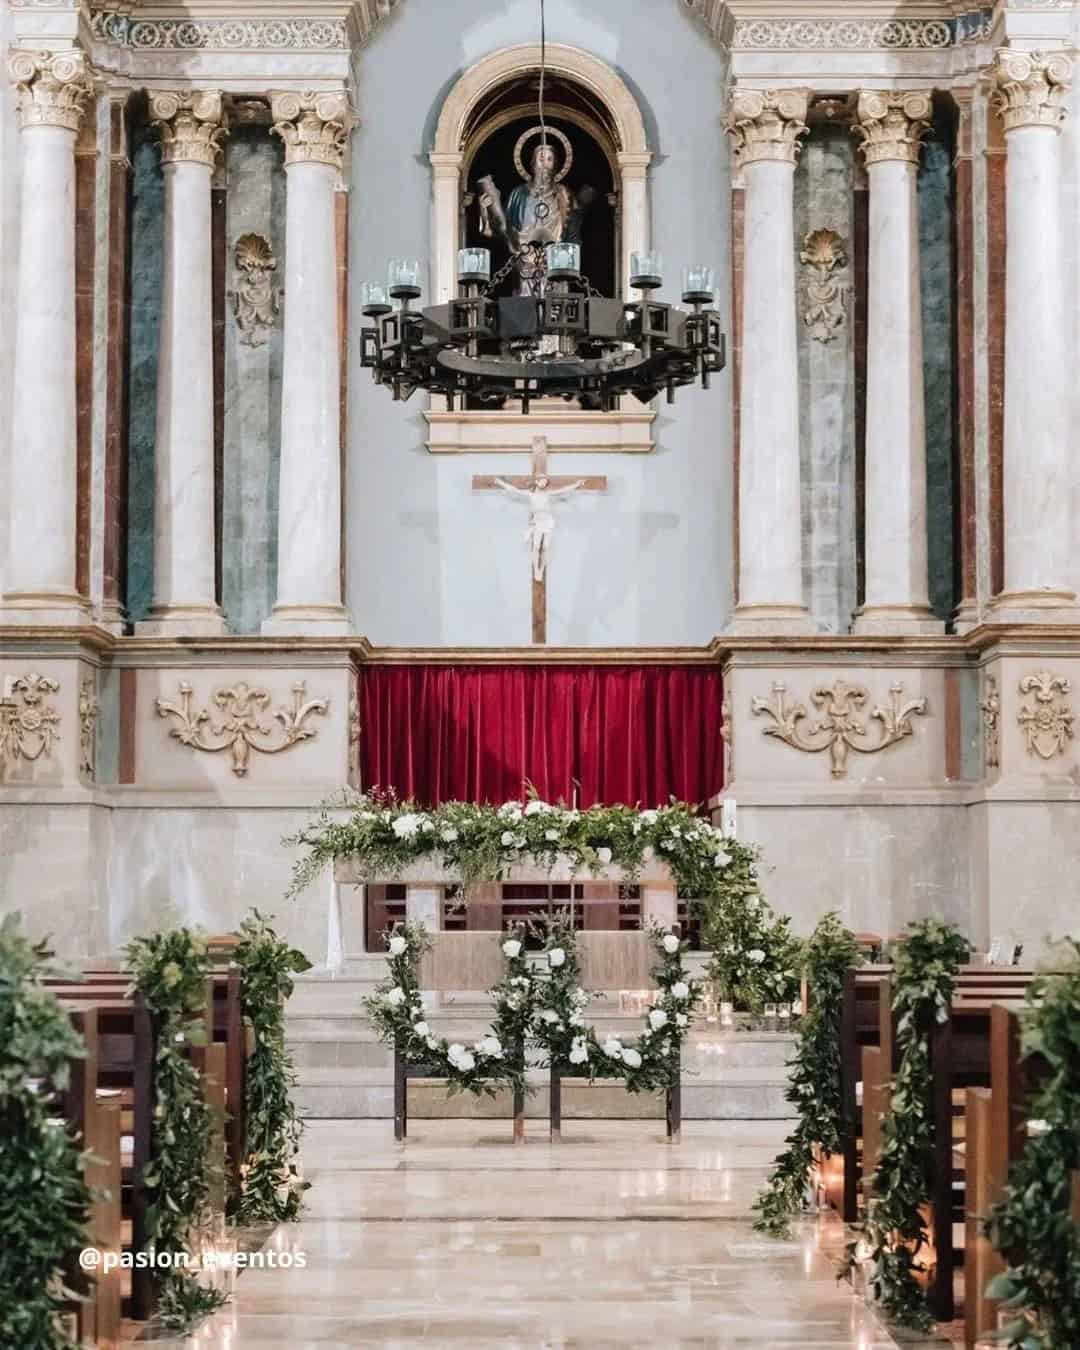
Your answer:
358;664;724;809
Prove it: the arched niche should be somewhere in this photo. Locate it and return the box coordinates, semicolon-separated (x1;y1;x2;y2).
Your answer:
426;43;654;453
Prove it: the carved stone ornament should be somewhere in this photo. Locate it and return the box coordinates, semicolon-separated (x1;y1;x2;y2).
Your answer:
729;17;954;50
726;88;810;167
150;89;227;167
0;672;61;772
1017;671;1074;760
270;90;351;170
751;679;927;779
155;681;328;777
232;233;280;347
854;90;933;165
980;674;1000;771
79;678;99;780
720;696;733;783
347;684;361;789
800;229;847;343
8;50;94;132
991;51;1072;133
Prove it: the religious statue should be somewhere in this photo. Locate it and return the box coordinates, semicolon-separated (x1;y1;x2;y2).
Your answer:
493;473;585;581
477;125;596;293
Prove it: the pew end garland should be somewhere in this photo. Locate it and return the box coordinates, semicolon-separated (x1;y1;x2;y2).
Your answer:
232;910;312;1226
125;926;229;1331
983;940;1080;1350
0;913;94;1350
753;912;861;1238
841;918;970;1332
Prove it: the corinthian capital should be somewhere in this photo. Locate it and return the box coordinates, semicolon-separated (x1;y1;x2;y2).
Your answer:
150;90;227;167
726;88;810;167
991;50;1072;133
855;91;933;166
8;49;94;132
270;91;351;169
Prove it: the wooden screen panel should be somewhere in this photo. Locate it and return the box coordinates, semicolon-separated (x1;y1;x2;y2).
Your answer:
577;931;654;991
365;884;406;951
417;932;506;992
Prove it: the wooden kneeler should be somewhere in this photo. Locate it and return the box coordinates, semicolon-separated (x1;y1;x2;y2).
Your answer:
393;1032;527;1143
548;1049;682;1144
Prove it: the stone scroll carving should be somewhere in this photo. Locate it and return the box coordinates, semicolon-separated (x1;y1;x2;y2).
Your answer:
800;229;847;343
155;681;328;777
0;673;61;771
1017;672;1074;760
752;679;927;779
79;678;99;780
980;675;1000;771
232;233;280;347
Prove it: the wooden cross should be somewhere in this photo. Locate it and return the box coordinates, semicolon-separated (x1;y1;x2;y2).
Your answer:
473;436;607;644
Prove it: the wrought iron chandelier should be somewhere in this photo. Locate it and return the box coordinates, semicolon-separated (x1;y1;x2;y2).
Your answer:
359;1;725;413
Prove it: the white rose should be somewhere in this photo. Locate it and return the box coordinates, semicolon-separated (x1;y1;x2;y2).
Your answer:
391;813;422;839
569;1040;589;1065
476;1035;503;1058
713;850;731;868
457;1050;476;1072
440;827;459;843
524;800;550;816
498;802;523;820
621;1047;642;1069
671;981;690;1000
548;947;566;969
748;949;766;964
659;838;675;851
568;1011;583;1027
662;934;680;955
388;934;407;957
641;809;659;824
648;1008;668;1031
502;938;522;958
790;999;803;1016
602;1037;623;1058
573;989;590;1007
413;1020;430;1037
544;828;560;841
421;819;435;832
386;986;406;1007
675;1013;688;1028
426;1036;440;1051
500;830;516;846
596;847;613;865
540;1009;559;1024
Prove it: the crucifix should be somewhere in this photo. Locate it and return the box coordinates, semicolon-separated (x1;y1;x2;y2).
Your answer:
473;436;607;644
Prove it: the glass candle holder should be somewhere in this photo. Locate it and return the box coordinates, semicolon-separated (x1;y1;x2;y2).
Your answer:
630;250;663;290
387;258;421;299
545;241;581;278
457;247;491;285
682;264;715;305
360;281;391;315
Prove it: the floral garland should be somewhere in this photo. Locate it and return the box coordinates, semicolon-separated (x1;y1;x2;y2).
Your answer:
124;926;229;1331
0;914;93;1350
363;922;536;1098
232;911;312;1226
843;918;970;1332
532;923;701;1092
983;941;1080;1349
753;912;862;1237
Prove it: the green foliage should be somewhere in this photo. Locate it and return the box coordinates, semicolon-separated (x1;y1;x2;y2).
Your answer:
843;918;970;1331
0;913;93;1350
983;942;1080;1349
125;926;228;1331
232;911;312;1226
532;921;702;1093
702;878;802;1014
753;913;862;1237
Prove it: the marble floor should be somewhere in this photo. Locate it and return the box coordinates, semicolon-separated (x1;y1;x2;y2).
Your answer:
151;1119;900;1348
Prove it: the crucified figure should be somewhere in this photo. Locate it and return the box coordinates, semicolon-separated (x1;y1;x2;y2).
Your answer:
494;474;586;581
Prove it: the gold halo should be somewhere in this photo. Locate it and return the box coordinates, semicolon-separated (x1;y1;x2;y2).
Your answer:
513;125;573;183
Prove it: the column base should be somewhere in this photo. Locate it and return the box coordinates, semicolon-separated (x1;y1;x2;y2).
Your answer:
96;599;129;636
985;590;1080;626
952;597;982;635
135;604;228;637
852;605;944;636
261;604;352;637
0;589;92;628
726;604;817;637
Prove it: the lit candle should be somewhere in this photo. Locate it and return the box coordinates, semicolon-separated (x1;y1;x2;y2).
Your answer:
457;247;491;284
545;242;580;278
387;258;422;297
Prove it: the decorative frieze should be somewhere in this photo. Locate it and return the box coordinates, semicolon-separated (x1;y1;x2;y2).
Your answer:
155;681;329;777
270;91;350;170
1017;672;1074;760
232;233;280;348
799;229;847;343
731;18;953;51
727;88;809;167
90;13;348;50
855;91;933;166
8;50;94;132
980;675;1000;771
991;50;1072;133
751;679;927;779
150;90;227;168
0;673;61;771
79;678;99;780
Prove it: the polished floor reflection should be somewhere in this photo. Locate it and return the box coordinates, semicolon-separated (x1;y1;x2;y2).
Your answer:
157;1119;899;1348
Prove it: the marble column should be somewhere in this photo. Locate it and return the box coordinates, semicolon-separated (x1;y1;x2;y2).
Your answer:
136;91;227;636
990;50;1077;620
852;90;942;635
726;89;813;634
263;91;351;636
0;50;93;627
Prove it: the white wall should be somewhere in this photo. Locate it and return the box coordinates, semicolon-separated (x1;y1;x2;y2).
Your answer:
346;0;733;645
0;0;21;597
